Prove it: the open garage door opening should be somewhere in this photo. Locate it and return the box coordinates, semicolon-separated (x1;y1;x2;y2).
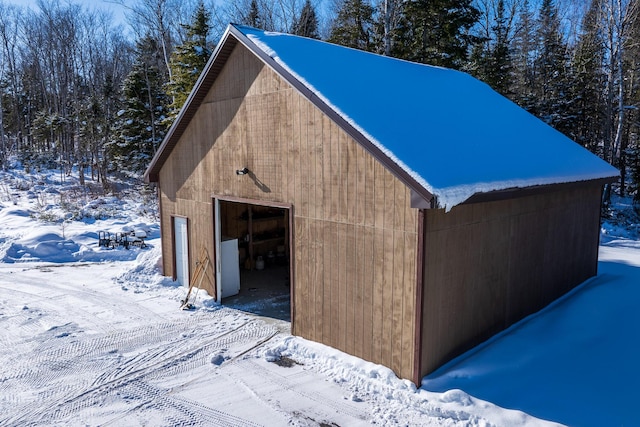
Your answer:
214;198;292;322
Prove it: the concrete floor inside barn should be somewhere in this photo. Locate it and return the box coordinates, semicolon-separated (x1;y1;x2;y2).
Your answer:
222;264;291;322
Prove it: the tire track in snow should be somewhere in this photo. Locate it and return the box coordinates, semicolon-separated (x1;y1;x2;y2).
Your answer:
100;378;266;427
31;321;275;426
1;318;278;426
96;381;265;427
0;288;184;397
0;306;242;391
3;320;187;388
91;318;257;386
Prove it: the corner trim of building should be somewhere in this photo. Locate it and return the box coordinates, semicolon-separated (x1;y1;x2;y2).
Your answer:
412;209;425;385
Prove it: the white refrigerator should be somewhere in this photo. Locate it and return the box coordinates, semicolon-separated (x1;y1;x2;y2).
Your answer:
220;238;240;298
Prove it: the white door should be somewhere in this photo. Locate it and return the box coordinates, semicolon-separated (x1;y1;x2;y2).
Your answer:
174;217;189;287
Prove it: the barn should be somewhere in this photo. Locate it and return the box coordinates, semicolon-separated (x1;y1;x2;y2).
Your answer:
144;24;619;384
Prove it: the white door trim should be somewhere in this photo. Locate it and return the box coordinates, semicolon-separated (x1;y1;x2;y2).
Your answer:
173;216;189;287
214;199;222;302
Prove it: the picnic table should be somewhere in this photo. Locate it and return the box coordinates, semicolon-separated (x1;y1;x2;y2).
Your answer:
98;229;147;249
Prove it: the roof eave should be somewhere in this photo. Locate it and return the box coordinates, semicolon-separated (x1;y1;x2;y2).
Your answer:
458;176;619;206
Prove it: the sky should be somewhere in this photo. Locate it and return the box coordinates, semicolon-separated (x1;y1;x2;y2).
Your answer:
6;0;132;28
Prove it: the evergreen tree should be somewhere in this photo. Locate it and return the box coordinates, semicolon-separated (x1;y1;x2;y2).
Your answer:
510;0;536;110
393;0;480;69
467;25;488;81
293;0;319;39
109;35;169;174
327;0;376;52
486;0;512;95
165;2;212;123
623;1;640;202
468;0;512;95
570;0;606;155
531;0;573;136
246;0;262;28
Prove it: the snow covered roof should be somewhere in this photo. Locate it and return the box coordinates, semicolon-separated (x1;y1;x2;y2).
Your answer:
145;24;619;210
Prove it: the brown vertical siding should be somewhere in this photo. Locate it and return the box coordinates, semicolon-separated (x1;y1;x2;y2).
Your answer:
157;43;420;380
420;183;603;376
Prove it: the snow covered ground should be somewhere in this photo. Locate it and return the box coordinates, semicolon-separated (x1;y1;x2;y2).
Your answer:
0;166;638;426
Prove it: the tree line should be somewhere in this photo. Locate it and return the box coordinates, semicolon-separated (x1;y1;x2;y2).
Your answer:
0;0;638;205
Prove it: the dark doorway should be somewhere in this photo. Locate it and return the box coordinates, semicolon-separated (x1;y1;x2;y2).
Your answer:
215;199;291;321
